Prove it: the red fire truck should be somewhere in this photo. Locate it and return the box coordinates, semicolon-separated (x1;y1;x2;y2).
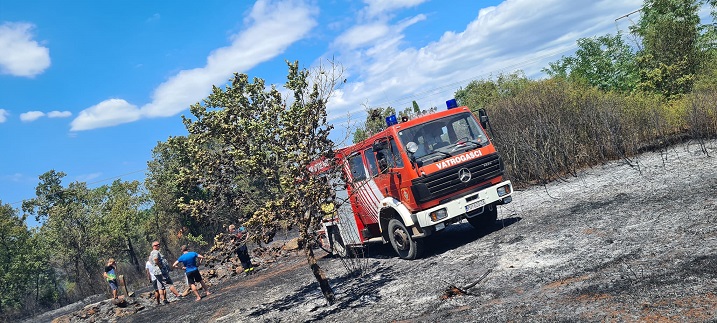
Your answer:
321;99;513;259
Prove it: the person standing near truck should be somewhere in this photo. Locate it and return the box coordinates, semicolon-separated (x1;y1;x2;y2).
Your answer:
173;245;211;301
228;224;255;275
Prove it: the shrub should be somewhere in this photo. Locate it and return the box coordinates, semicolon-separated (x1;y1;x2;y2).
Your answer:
478;79;716;187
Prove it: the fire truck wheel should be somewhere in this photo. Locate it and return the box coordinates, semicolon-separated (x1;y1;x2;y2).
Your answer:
467;204;498;232
388;219;424;260
330;229;349;258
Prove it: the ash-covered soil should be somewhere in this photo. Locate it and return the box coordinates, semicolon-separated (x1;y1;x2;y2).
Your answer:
53;140;717;323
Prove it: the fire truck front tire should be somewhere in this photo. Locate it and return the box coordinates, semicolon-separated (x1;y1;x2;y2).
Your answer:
388;219;425;260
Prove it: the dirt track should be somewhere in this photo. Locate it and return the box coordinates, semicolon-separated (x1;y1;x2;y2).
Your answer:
49;140;717;323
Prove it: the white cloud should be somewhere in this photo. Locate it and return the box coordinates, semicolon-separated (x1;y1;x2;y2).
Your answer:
363;0;428;17
0;22;51;77
335;23;390;49
72;0;318;130
0;109;8;123
20;111;45;122
47;110;72;118
333;14;425;57
326;0;643;120
18;110;72;122
70;99;141;131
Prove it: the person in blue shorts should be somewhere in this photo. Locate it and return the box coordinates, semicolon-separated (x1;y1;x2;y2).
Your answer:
173;245;211;301
103;258;119;299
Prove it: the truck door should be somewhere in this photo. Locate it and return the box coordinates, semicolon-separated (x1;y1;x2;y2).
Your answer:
374;138;404;200
346;151;382;231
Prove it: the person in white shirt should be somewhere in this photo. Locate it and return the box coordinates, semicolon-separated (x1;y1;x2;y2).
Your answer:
145;260;159;304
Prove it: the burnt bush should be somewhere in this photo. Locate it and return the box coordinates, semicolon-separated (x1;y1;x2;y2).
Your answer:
686;89;717;155
480;79;717;187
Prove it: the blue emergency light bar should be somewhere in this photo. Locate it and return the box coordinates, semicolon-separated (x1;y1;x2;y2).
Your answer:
446;99;458;109
385;115;398;126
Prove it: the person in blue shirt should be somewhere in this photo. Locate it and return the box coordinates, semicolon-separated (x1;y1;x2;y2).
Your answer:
172;245;212;301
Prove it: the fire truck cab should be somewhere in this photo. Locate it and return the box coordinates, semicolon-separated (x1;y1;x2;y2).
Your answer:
323;99;513;259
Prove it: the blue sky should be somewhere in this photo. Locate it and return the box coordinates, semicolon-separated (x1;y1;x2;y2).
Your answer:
0;0;650;213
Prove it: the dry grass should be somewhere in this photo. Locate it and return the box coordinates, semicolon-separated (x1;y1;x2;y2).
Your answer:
483;80;717;187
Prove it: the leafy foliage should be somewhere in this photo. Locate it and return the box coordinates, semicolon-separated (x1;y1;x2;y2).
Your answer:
632;0;701;97
0;203;32;315
454;71;532;109
146;136;211;242
15;171;150;317
176;60;343;303
544;33;639;93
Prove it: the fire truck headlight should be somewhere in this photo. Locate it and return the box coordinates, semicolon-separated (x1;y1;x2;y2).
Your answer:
429;208;448;222
497;184;512;197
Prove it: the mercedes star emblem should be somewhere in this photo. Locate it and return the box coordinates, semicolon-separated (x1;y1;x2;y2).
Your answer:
458;168;471;183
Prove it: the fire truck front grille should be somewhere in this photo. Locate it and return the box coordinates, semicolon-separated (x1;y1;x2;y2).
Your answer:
411;153;504;204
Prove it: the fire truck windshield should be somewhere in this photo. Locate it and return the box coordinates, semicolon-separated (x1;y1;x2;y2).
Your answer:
397;112;489;162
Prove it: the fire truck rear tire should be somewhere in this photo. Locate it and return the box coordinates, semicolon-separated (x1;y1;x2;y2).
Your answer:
388;219;424;260
467;204;498;232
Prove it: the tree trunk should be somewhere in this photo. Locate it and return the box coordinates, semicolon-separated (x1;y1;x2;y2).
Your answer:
305;244;335;305
299;215;335;305
126;237;141;273
74;260;84;295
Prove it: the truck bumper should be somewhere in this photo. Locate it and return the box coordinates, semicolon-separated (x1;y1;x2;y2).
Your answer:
414;180;513;229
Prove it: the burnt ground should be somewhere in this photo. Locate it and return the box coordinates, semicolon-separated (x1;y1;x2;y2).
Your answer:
46;140;717;322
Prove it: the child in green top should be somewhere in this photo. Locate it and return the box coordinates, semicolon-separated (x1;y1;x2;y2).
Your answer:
103;258;118;299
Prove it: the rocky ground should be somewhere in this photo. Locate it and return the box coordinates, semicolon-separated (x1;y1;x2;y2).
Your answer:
44;140;717;323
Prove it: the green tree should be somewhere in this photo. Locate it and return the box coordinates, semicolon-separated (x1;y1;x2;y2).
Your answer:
22;171;106;299
699;0;717;51
352;106;396;143
411;100;421;116
544;33;639;92
0;202;31;316
180;72;284;236
145;135;208;246
23;231;59;313
180;61;342;304
455;71;532;110
97;179;149;273
632;0;701;97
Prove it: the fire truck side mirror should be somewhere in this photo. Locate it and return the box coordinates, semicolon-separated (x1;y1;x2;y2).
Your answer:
478;108;489;129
